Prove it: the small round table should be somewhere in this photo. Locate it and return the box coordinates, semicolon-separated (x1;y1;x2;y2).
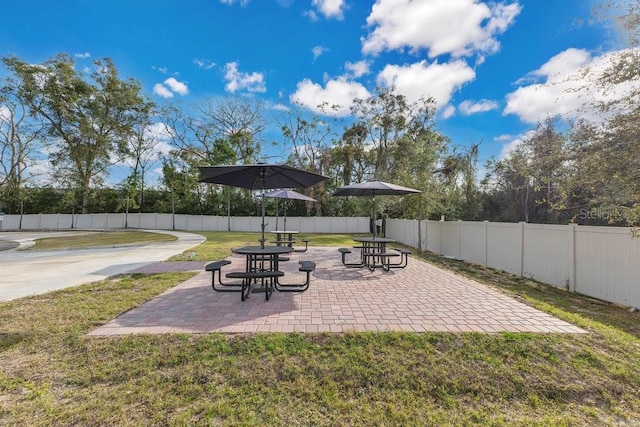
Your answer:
352;237;396;270
269;230;299;247
231;245;294;299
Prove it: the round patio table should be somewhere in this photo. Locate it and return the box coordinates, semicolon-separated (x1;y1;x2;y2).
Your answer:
231;245;294;300
269;230;299;247
352;237;396;271
232;245;293;272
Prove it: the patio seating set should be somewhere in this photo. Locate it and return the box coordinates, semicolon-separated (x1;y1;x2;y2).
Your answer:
206;244;316;301
339;237;412;272
198;163;419;302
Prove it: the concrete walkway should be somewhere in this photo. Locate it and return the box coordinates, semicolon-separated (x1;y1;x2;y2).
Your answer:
89;246;586;336
0;230;205;302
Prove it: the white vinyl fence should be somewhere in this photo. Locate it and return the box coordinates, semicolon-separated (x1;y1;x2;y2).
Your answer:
386;219;640;310
2;213;638;309
0;213;370;235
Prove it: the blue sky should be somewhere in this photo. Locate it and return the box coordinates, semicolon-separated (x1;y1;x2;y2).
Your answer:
0;0;630;184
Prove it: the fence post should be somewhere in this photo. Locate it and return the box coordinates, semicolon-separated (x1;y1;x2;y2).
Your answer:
483;220;488;267
568;223;577;292
457;220;462;260
519;221;525;277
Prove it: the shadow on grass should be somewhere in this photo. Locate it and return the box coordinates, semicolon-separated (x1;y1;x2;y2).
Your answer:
0;332;29;351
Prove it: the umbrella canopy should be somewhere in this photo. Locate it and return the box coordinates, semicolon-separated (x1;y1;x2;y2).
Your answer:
198;164;330;246
260;189;317;202
332;180;421;238
332;180;421;197
260;189;317;231
198;164;329;190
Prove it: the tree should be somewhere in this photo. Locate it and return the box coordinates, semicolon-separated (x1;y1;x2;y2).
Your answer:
551;1;640;226
482;119;569;223
322;87;448;220
0;81;44;215
126;118;163;210
197;97;266;164
327;123;369;186
279;102;339;215
566;111;640;225
435;142;483;220
349;86;411;180
2;53;153;213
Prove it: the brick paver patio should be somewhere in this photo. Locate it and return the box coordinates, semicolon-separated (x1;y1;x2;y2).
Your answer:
88;246;586;336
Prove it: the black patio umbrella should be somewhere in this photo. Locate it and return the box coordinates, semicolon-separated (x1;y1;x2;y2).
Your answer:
332;180;421;238
198;164;330;247
260;189;316;231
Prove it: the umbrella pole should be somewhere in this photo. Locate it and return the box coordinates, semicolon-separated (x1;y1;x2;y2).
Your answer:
260;173;266;249
284;201;287;231
261;196;266;248
373;194;377;239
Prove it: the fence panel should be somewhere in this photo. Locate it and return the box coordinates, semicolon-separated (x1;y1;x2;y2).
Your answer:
522;224;570;287
486;222;522;276
460;221;486;266
441;221;461;259
424;220;441;254
575;226;640;308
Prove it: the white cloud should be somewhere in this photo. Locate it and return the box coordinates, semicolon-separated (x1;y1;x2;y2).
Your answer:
0;105;10;121
290;77;371;116
304;10;320;22
193;58;216;70
312;46;329;61
74;52;91;59
153;77;189;98
163;77;189;95
152;65;169;74
153;83;174;99
458;99;499;115
224;62;266;93
504;48;640;123
312;0;346;20
496;131;535;159
143;122;173;146
219;0;250;6
376;59;475;107
441;105;456;119
362;0;521;59
345;60;370;78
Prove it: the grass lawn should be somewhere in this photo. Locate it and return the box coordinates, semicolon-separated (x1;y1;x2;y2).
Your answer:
1;231;639;425
23;230;177;251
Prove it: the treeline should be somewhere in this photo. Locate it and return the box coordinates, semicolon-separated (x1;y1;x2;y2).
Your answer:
1;43;639;227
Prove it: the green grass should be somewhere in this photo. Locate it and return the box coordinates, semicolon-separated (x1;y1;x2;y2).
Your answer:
1;231;639;425
168;231;365;261
23;230;177;251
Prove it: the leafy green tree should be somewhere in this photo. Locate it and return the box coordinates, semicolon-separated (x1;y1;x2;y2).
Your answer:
2;53;153;213
482;119;569;223
279;102;340;215
435;142;484;220
341;87;447;220
543;1;640;226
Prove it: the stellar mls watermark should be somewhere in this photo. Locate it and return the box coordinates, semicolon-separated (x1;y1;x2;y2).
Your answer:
578;207;629;222
579;207;612;220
